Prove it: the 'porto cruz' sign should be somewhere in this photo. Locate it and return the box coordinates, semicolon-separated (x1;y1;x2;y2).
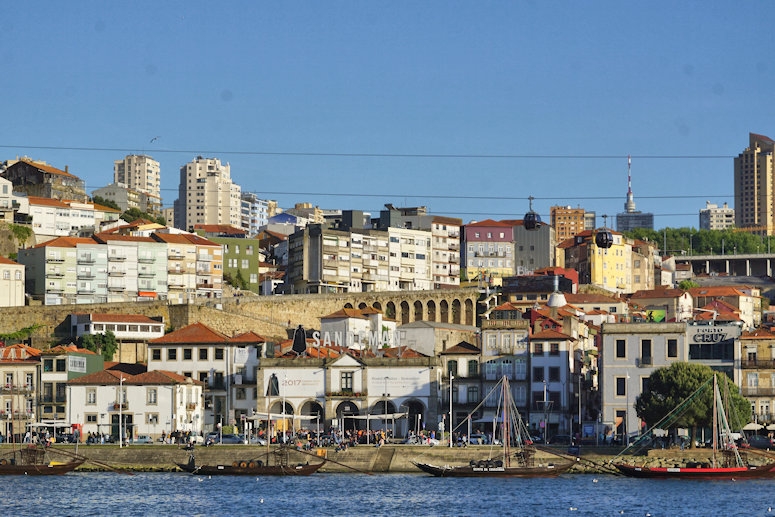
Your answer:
688;324;740;344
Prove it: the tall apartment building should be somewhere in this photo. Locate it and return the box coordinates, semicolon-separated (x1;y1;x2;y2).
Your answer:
173;157;242;232
550;206;586;242
699;201;735;231
240;192;273;236
373;206;462;288
114;155;161;206
285;222;433;294
734;133;775;236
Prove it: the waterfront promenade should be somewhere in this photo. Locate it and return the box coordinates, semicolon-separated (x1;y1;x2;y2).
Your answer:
7;443;772;474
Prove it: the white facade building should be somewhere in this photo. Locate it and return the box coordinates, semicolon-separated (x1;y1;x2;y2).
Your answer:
68;369;203;441
0;256;25;307
173;157;242;232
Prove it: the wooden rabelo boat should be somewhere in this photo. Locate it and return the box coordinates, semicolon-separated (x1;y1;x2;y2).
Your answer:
613;374;775;480
0;444;85;475
413;376;575;478
177;445;325;476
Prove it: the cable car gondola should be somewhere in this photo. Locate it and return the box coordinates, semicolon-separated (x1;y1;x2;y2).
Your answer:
594;215;614;249
595;229;614;248
524;196;542;231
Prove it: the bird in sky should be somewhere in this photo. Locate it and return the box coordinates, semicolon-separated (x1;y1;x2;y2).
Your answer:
150;136;160;143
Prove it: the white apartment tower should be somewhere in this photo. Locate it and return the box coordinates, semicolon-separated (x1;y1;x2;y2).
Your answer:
699;201;735;231
114;155;161;200
173;156;242;231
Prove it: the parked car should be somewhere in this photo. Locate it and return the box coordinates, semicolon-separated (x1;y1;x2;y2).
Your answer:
745;435;774;449
548;435;572;445
248;435;267;445
133;435;153;444
215;434;243;444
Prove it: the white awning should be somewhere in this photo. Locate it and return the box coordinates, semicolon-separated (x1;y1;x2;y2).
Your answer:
342;413;408;420
247;413;320;421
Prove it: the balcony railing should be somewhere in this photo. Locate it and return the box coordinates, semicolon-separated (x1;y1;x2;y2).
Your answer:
638;357;653;367
1;384;34;394
112;402;128;411
742;359;775;369
742;387;775;397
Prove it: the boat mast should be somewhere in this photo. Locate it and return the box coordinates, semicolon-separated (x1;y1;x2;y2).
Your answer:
711;374;718;468
503;376;510;467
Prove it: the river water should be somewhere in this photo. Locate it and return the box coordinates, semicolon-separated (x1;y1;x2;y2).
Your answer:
8;472;775;517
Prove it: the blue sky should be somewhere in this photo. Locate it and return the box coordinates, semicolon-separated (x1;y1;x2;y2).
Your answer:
2;1;773;230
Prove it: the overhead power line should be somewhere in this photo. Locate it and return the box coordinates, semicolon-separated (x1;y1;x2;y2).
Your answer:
1;144;736;160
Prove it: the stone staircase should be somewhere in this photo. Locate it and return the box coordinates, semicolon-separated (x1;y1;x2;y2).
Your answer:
371;447;395;472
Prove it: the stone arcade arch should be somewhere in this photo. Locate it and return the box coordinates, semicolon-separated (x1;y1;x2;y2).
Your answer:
400;301;411;324
402;399;427;440
427;300;437;322
464;298;474;325
413;300;424;321
300;400;325;429
440;300;449;323
451;299;462;324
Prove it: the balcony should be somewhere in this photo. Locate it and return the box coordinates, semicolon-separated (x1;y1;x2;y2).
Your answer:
742;359;775;369
742;387;775;397
77;255;96;264
197;255;213;262
449;255;459;263
138;256;155;263
108;285;126;292
112;402;128;411
77;271;95;279
168;267;187;274
47;270;64;278
109;254;127;262
186;403;197;411
1;384;34;394
168;252;184;259
77;287;96;294
637;357;653;367
138;270;155;278
109;270;126;277
46;256;64;263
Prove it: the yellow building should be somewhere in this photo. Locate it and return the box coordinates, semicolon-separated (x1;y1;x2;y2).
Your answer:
559;230;632;294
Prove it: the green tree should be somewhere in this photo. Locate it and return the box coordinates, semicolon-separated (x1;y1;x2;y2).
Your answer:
91;195;120;211
80;330;119;361
635;362;750;448
677;280;699;290
9;224;33;249
121;208;166;226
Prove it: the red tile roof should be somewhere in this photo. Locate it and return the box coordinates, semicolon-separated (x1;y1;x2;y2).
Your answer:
19;159;80;179
530;329;575;341
150;322;230;345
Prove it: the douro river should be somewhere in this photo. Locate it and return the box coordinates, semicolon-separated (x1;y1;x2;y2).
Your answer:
8;471;774;516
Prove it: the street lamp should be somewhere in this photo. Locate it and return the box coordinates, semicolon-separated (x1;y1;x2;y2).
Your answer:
119;377;126;448
625;373;630;445
383;377;390;441
449;373;454;448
